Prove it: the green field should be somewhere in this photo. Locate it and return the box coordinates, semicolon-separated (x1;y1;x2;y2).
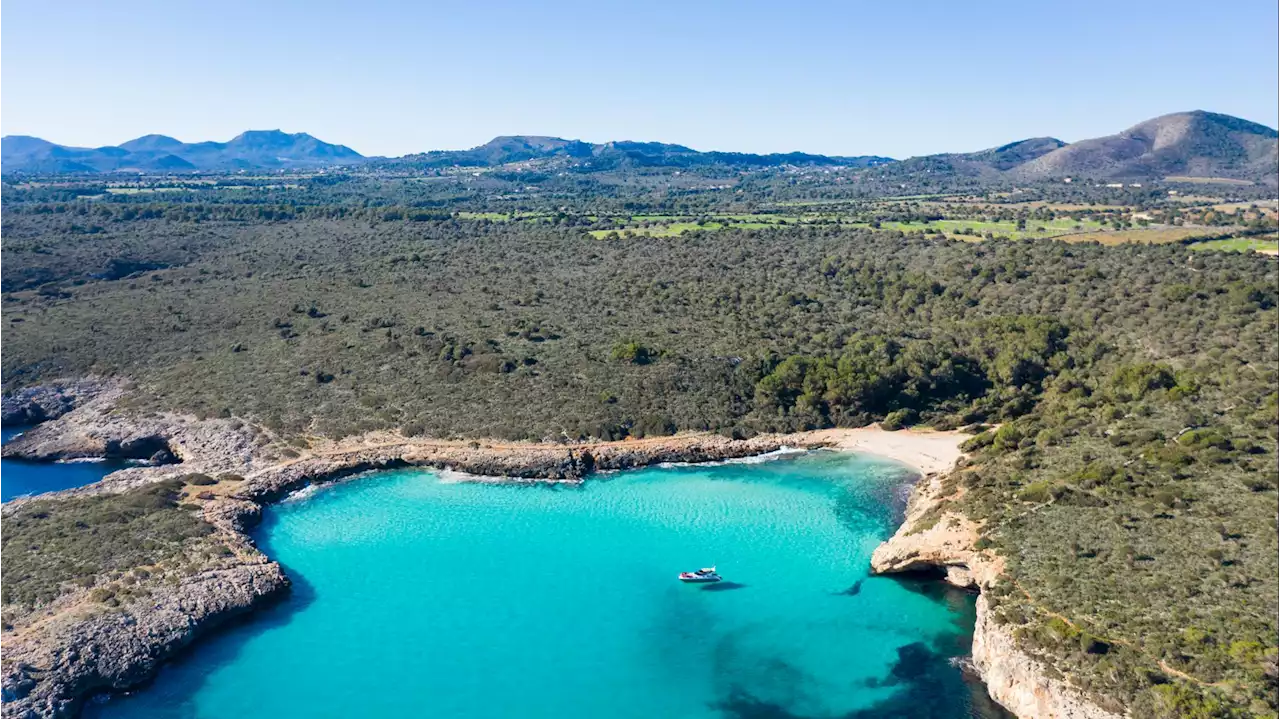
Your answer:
590;220;778;238
1186;236;1279;253
589;215;1112;240
876;218;1106;238
104;187;190;194
456;211;543;221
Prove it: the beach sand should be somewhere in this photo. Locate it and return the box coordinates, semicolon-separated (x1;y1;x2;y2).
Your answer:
803;427;970;476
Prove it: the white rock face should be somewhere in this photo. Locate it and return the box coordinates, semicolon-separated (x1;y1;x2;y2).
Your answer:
973;595;1126;719
869;473;999;587
871;472;1127;719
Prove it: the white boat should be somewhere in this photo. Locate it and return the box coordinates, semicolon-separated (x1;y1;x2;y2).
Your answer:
678;566;722;583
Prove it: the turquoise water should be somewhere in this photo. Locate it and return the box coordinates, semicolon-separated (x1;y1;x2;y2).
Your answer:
1;426;128;503
87;451;1007;719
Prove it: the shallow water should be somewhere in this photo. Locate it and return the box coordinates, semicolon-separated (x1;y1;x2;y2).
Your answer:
0;426;128;503
87;451;1008;719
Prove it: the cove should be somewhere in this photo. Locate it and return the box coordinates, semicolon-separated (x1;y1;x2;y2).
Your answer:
87;451;1009;719
0;426;128;503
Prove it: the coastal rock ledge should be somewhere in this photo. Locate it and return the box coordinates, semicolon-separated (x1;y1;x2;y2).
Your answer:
1;562;288;719
870;473;1125;719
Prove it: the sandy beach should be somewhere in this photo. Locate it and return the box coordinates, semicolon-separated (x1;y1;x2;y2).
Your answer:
803;427;970;476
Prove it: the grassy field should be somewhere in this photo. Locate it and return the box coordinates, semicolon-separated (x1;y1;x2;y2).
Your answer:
589;220;779;238
449;203;1270;250
1209;201;1279;215
875;218;1105;238
1186;236;1280;254
586;216;1255;247
1057;227;1236;246
104;187;189;194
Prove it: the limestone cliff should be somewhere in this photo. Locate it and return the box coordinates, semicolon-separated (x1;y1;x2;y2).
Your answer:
871;470;1125;719
972;595;1125;719
0;379;110;427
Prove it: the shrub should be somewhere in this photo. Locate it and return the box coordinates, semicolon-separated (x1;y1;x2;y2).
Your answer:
610;341;656;365
880;408;919;431
1;480;215;607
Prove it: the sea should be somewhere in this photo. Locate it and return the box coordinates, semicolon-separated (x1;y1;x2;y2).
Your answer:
0;426;129;502
81;449;1009;718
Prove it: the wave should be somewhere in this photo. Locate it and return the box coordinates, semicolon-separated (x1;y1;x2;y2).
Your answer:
282;484;322;503
56;457;107;464
434;468;577;485
720;445;810;464
434;468;512;484
655;445;810;469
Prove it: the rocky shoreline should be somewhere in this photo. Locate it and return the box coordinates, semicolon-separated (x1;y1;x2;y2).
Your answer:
870;472;1126;719
0;380;111;428
1;380;1109;719
2;385;856;718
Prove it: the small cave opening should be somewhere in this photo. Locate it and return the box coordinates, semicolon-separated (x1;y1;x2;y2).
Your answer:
103;436;181;465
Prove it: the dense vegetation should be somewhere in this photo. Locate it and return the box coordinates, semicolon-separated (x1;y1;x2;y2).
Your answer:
1;178;1276;717
0;479;215;608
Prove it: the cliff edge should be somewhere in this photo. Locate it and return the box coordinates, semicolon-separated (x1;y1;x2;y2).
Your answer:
871;469;1125;719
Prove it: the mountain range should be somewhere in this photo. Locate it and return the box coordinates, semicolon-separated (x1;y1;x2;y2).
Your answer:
386;135;893;170
3;110;1276;183
0;130;363;173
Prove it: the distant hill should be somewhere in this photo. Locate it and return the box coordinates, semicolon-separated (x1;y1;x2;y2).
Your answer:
865;111;1277;187
1;130;365;174
866;137;1068;183
1011;111;1279;182
386;135;894;170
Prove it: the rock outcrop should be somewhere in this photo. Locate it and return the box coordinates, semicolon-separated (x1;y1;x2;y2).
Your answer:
870;472;999;588
0;379;110;427
871;468;1125;719
1;559;288;719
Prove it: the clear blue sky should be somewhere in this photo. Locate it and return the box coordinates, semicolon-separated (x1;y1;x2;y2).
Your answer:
3;0;1277;159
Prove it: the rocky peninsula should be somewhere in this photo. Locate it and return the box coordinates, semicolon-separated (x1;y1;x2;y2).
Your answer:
3;379;1097;719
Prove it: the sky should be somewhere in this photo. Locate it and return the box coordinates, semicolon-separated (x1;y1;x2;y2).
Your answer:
3;0;1278;159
